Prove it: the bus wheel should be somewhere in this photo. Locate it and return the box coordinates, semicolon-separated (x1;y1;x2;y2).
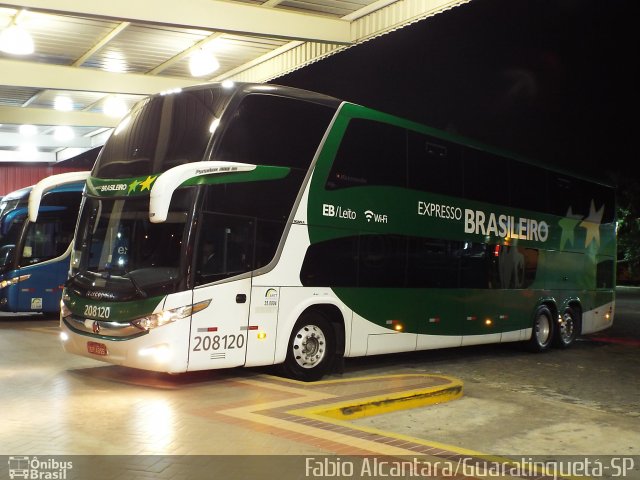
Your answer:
527;305;554;352
553;306;580;348
283;312;335;382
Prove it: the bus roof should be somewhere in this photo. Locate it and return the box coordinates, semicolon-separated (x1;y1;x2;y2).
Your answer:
181;82;343;110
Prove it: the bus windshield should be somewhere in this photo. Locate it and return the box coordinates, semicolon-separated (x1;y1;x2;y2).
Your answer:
72;190;194;298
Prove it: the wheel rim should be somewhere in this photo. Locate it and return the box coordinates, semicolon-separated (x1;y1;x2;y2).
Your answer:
535;313;551;346
292;324;326;369
559;311;575;344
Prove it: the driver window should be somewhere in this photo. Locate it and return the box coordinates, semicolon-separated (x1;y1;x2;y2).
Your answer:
19;213;75;267
195;212;255;285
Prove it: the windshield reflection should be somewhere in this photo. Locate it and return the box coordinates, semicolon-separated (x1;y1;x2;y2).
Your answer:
72;190;193;297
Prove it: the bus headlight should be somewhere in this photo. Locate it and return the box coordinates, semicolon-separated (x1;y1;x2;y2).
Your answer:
60;300;71;318
131;299;210;331
0;274;31;289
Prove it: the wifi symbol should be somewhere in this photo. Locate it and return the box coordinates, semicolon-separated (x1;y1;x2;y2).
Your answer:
364;210;374;222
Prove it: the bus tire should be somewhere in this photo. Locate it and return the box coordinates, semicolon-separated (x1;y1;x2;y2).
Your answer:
553;306;580;348
282;311;335;382
527;305;554;352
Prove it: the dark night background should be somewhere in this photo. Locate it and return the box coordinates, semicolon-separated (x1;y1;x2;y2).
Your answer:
276;0;637;184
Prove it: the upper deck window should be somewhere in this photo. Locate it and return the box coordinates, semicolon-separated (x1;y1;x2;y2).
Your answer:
214;94;336;170
94;87;228;179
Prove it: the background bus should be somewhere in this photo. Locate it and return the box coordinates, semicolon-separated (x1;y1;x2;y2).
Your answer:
0;174;86;314
57;83;616;380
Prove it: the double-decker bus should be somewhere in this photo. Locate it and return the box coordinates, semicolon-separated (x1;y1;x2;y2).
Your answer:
0;173;87;313
57;83;616;381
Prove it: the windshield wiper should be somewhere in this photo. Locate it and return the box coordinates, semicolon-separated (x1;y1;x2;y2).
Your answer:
64;271;82;287
127;273;148;299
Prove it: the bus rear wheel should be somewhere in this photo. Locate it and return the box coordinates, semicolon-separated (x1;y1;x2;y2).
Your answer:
527;305;554;352
553;306;580;348
282;311;335;382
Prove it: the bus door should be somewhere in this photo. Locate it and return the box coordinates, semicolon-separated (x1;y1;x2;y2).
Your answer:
15;210;73;313
188;214;256;371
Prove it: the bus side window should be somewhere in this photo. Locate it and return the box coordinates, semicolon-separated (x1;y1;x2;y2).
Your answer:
215;94;335;170
407;237;460;288
195;212;255;285
326;119;407;190
509;161;548;214
407;131;463;197
358;234;406;287
300;234;358;287
463;147;509;206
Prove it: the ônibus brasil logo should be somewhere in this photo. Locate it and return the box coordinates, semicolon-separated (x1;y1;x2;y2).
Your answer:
7;456;73;479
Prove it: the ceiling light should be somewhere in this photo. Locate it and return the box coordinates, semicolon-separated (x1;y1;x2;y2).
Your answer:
0;24;34;55
19;144;38;156
189;49;220;77
104;51;127;73
103;96;128;118
54;126;75;141
221;80;235;89
54;96;73;112
19;124;37;137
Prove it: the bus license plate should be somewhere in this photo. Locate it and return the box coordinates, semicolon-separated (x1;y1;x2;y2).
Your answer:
87;341;108;356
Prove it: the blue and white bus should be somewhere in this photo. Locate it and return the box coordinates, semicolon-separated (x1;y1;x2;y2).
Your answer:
0;172;88;314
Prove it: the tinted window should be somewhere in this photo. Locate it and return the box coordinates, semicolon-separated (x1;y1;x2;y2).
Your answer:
195;170;305;284
459;242;491;288
95;88;227;178
215;94;335;170
408;132;463;197
326;119;407;190
549;175;591;218
300;232;540;290
463;148;509;205
75;192;191;277
510;161;548;213
553;174;617;222
201;170;304;222
300;235;358;287
406;237;459;288
19;211;76;267
359;235;406;287
195;213;255;285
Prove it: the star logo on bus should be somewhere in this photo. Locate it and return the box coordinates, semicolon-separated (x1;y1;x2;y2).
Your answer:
128;179;140;193
579;200;604;248
558;207;582;250
139;175;158;191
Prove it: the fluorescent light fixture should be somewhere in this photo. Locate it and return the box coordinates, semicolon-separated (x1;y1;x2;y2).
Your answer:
19;124;37;137
189;49;220;77
0;24;34;55
103;96;128;118
54;126;75;141
105;58;127;73
19;144;38;157
54;96;73;112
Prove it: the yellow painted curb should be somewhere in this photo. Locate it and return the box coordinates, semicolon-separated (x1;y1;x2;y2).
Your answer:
291;374;463;420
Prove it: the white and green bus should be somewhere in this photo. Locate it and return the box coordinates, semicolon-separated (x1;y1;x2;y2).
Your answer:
57;83;616;381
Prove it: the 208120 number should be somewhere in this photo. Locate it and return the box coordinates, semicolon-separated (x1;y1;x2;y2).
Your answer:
193;334;245;351
84;304;111;319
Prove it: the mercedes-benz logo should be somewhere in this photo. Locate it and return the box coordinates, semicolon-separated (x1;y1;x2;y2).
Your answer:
92;321;101;334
